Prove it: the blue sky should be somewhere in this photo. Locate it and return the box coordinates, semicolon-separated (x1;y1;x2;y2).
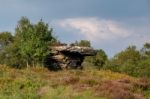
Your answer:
0;0;150;57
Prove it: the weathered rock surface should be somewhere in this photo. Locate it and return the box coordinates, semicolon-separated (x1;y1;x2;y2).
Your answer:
45;45;96;70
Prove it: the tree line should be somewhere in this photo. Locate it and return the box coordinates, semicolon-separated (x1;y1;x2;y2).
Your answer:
0;17;150;77
0;17;57;68
84;43;150;77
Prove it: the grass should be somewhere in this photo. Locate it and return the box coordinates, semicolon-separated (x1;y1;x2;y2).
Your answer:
0;65;150;99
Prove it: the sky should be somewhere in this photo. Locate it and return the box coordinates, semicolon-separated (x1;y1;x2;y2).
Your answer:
0;0;150;57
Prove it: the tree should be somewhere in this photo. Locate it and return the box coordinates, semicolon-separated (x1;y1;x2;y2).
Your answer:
0;32;13;49
0;17;57;68
84;49;107;70
141;42;150;57
0;42;25;68
104;46;142;76
0;32;15;65
14;17;56;67
92;49;108;70
14;17;34;67
137;57;150;77
137;42;150;77
114;46;141;65
73;40;91;47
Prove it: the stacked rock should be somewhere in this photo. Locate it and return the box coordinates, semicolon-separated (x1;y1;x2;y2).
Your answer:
45;45;96;70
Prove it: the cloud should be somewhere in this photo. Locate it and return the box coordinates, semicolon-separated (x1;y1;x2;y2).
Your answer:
57;17;131;42
53;17;150;57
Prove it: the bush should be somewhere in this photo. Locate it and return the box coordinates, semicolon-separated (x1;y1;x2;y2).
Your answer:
137;58;150;77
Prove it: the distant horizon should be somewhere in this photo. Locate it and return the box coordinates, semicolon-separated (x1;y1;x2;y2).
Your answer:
0;0;150;57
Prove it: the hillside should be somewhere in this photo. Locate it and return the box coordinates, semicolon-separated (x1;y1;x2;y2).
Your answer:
0;65;150;99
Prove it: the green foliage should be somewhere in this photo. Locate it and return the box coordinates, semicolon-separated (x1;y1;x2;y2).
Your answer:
0;32;16;66
104;44;150;77
15;17;55;67
137;57;150;77
0;32;13;49
0;43;24;68
94;49;107;69
141;42;150;58
73;40;91;47
84;49;107;70
103;59;120;72
114;46;141;65
0;17;56;68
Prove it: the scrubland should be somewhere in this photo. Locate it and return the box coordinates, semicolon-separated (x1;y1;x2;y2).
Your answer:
0;65;150;99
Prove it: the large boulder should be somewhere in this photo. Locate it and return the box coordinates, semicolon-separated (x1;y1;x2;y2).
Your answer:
45;45;96;70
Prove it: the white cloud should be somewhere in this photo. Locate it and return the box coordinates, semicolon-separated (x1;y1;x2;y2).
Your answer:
58;17;131;42
54;17;150;57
